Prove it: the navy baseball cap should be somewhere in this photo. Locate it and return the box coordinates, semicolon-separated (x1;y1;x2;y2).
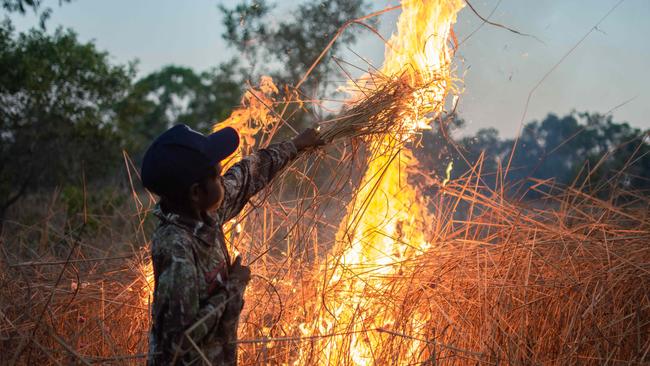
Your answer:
141;124;239;198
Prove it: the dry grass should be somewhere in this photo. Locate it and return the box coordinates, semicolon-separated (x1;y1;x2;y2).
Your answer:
1;144;648;365
1;68;649;365
0;183;155;365
1;45;648;366
318;74;416;143
5;0;647;364
231;154;650;365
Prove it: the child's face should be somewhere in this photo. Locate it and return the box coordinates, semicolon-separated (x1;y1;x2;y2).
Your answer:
197;164;225;211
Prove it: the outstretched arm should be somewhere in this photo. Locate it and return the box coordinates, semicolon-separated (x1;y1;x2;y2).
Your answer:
215;128;324;223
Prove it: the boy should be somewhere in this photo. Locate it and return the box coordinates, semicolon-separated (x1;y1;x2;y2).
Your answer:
141;124;323;365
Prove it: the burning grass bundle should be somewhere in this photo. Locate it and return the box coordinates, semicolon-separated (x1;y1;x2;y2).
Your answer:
318;72;447;144
317;65;457;152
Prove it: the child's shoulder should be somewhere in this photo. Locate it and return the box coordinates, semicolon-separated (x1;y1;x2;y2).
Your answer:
151;223;195;258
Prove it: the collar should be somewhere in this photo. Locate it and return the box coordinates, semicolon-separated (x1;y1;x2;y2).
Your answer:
152;203;218;246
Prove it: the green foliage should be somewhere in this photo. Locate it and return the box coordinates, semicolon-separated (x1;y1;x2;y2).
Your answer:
0;20;133;216
61;184;127;232
61;184;84;216
116;62;242;155
220;1;272;59
219;0;370;138
418;112;650;196
1;0;64;12
2;0;73;29
220;0;369;91
2;0;648;223
0;17;246;219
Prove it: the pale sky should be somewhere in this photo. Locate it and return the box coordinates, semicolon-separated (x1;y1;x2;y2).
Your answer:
8;0;650;137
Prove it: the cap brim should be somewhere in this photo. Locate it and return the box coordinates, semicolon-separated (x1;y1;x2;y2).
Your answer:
205;126;240;164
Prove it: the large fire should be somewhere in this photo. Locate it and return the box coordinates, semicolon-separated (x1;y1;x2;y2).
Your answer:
6;2;648;365
297;0;464;364
0;0;650;365
142;0;464;361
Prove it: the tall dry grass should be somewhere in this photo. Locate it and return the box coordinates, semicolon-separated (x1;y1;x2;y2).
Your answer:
1;146;648;365
231;152;650;365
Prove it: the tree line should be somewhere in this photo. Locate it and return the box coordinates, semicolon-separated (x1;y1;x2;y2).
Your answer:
0;0;371;220
418;113;650;199
1;0;648;221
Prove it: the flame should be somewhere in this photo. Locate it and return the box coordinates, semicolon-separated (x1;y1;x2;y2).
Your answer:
215;76;280;170
140;261;155;307
140;1;465;358
215;77;280;255
299;1;463;364
442;161;454;187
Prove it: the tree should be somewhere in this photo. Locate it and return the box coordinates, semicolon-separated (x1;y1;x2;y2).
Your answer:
0;20;133;221
220;0;369;91
493;113;649;193
417;112;650;197
577;112;650;193
115;62;242;155
219;0;371;137
2;0;73;29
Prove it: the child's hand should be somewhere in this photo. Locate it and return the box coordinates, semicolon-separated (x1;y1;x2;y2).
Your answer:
229;256;251;285
292;128;325;152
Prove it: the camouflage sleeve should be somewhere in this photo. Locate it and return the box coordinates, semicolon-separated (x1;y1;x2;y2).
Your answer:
154;238;230;358
218;278;248;364
216;141;298;223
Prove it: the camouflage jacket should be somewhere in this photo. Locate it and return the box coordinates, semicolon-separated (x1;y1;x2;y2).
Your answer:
148;141;298;366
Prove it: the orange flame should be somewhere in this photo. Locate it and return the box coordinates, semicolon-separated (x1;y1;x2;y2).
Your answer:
299;1;463;364
140;260;155;307
215;76;280;170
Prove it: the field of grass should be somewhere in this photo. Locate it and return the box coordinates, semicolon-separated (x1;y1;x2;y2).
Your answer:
1;155;649;365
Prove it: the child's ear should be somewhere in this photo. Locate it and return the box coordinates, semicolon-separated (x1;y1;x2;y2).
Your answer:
188;183;201;204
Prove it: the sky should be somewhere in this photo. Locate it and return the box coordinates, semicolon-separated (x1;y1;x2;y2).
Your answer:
7;0;650;137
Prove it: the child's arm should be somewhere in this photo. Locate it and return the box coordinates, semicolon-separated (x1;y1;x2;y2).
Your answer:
215;128;323;223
